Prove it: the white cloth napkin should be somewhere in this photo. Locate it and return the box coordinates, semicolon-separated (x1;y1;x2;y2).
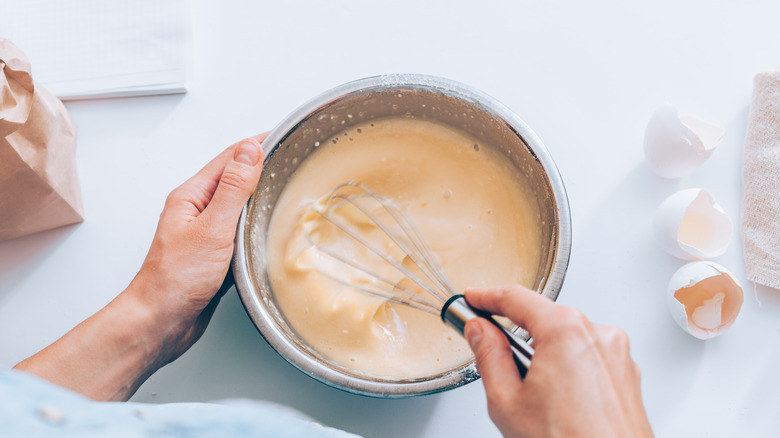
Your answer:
0;0;191;100
741;70;780;290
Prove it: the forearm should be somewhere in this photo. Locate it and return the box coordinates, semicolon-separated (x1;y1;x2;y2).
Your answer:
14;288;164;401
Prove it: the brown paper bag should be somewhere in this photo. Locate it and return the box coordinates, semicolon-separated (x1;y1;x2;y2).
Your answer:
0;38;83;242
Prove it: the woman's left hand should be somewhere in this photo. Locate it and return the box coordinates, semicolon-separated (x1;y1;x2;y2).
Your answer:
15;134;266;401
128;133;266;363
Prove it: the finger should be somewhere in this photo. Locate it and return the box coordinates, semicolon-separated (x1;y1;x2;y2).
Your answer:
185;147;235;193
593;324;636;381
199;137;264;231
593;324;631;357
196;132;266;178
248;132;269;144
164;147;234;217
186;132;269;206
464;318;524;406
166;131;269;215
464;285;559;340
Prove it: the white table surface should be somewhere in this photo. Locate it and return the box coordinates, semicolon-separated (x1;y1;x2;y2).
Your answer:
2;1;780;436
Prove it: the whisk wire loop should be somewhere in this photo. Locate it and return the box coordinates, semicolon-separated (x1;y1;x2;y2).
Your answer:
326;184;457;303
304;184;445;312
303;181;535;379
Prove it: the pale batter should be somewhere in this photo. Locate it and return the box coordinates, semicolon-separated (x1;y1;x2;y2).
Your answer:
265;117;541;379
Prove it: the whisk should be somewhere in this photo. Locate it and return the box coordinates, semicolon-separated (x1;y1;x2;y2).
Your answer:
304;182;534;378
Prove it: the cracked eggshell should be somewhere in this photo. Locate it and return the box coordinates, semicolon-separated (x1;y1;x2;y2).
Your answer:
667;261;743;340
653;188;732;260
644;105;725;178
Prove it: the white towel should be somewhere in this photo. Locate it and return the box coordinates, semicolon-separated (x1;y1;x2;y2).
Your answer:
741;70;780;290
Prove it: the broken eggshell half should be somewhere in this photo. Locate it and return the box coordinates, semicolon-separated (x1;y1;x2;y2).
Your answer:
644;104;725;178
653;188;732;260
667;261;743;340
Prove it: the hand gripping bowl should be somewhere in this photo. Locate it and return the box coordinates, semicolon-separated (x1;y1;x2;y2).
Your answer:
232;74;572;398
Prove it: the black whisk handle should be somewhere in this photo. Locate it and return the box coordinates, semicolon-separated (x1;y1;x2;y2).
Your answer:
441;294;534;379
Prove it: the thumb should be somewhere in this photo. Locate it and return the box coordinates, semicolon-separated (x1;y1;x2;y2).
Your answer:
202;138;264;230
465;318;524;401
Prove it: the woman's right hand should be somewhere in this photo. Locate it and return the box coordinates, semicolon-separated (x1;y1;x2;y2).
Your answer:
464;285;654;438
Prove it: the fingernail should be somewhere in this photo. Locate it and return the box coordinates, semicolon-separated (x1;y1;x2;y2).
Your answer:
235;140;260;166
465;321;483;349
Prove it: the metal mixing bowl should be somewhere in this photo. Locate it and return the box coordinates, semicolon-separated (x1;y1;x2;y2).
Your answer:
232;74;572;398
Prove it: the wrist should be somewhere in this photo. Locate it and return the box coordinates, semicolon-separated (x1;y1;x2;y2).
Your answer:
113;280;169;364
97;289;166;399
123;270;214;369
